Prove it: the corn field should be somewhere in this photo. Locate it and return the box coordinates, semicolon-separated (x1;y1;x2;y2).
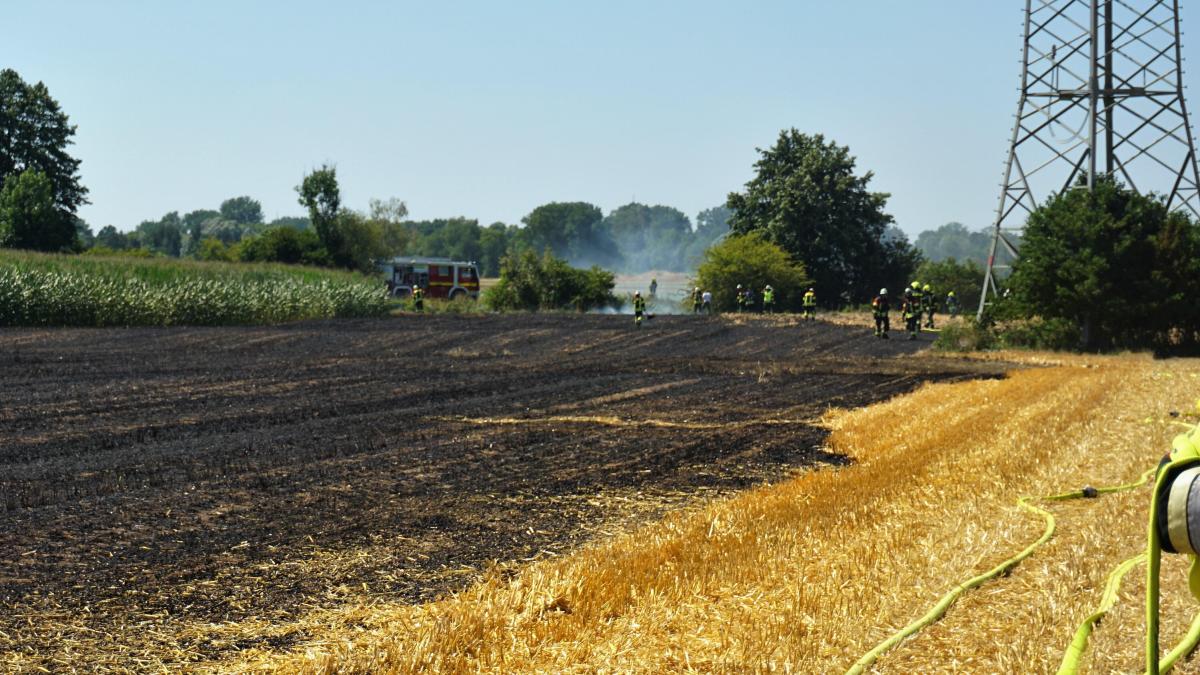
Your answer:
0;250;390;326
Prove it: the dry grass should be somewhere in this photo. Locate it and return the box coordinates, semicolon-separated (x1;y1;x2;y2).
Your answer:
209;353;1200;673
435;415;814;431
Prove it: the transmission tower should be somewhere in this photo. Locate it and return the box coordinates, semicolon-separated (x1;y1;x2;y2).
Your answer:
979;0;1200;319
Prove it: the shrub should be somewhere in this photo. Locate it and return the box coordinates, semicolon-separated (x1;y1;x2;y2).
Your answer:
934;320;997;352
483;250;618;312
694;232;811;312
997;317;1080;351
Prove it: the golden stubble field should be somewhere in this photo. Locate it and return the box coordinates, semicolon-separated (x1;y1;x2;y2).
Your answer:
224;352;1200;672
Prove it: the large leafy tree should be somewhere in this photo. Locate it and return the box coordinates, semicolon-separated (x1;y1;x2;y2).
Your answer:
0;70;87;248
727;130;915;305
914;222;997;263
1006;175;1200;351
0;169;76;251
521;201;621;268
219;196;264;225
599;203;694;273
135;212;184;256
297;164;342;255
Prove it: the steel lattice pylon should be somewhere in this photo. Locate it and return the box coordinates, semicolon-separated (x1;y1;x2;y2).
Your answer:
979;0;1200;319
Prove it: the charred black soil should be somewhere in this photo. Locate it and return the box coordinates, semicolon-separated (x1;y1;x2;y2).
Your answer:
0;314;1007;670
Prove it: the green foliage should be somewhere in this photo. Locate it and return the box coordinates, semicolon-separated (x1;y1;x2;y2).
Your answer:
1006;175;1200;351
135;211;184;257
934;317;1080;352
0;69;88;215
82;245;154;259
334;210;390;272
933;320;997;352
196;237;235;262
694;232;811;312
727;130;917;305
74;218;94;250
996;317;1081;351
0;249;388;327
483;249;618;312
600;203;693;272
219;196;264;225
237;226;327;266
914;222;1004;264
0;169;76;251
479;222;514;276
914;257;985;309
297;164;342;255
522;202;621;268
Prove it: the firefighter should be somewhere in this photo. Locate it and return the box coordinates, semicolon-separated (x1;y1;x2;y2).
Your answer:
802;288;817;321
909;281;923;332
922;283;936;329
701;289;712;314
633;291;646;328
650;278;658;298
762;285;775;314
692;287;703;314
946;291;960;318
736;284;746;312
902;286;919;340
872;288;890;338
412;285;425;313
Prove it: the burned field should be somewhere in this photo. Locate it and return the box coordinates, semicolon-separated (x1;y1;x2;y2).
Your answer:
0;315;1006;669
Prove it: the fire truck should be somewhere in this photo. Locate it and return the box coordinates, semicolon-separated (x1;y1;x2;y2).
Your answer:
377;257;481;300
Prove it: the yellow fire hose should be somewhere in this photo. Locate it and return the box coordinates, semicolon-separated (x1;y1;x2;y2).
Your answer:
847;465;1200;674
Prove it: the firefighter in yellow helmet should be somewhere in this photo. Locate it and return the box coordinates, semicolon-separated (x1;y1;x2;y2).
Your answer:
903;283;921;339
412;285;425;313
922;283;936;329
802;287;817;321
946;290;960;318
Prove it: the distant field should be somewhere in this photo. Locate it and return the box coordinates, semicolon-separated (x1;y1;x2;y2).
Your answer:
0;250;389;326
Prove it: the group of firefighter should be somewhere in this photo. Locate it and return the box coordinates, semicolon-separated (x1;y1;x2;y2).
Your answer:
630;280;962;337
872;282;961;340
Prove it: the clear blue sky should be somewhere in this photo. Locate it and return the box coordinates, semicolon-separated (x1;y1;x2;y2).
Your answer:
9;1;1199;238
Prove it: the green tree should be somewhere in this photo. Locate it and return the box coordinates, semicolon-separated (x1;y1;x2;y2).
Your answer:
95;224;132;250
219;196;264;225
0;69;88;215
694;232;811;312
335;211;389;272
135;212;184;256
238;226;326;265
522;201;621;268
74;217;94;250
366;197;410;257
410;217;483;263
297;164;342;256
479;222;514;276
1005;176;1200;351
369;197;408;223
914;257;985;309
0;169;76;251
914;222;996;263
599;202;693;272
727;130;911;305
196;236;235;262
267;215;310;230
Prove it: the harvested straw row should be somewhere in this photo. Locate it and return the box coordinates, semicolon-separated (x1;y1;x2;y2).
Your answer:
238;354;1200;673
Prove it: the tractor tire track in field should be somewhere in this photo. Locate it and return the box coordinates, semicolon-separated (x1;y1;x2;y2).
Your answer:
0;314;1007;667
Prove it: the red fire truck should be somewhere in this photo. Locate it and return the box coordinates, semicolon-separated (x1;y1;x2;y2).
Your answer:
378;257;481;300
